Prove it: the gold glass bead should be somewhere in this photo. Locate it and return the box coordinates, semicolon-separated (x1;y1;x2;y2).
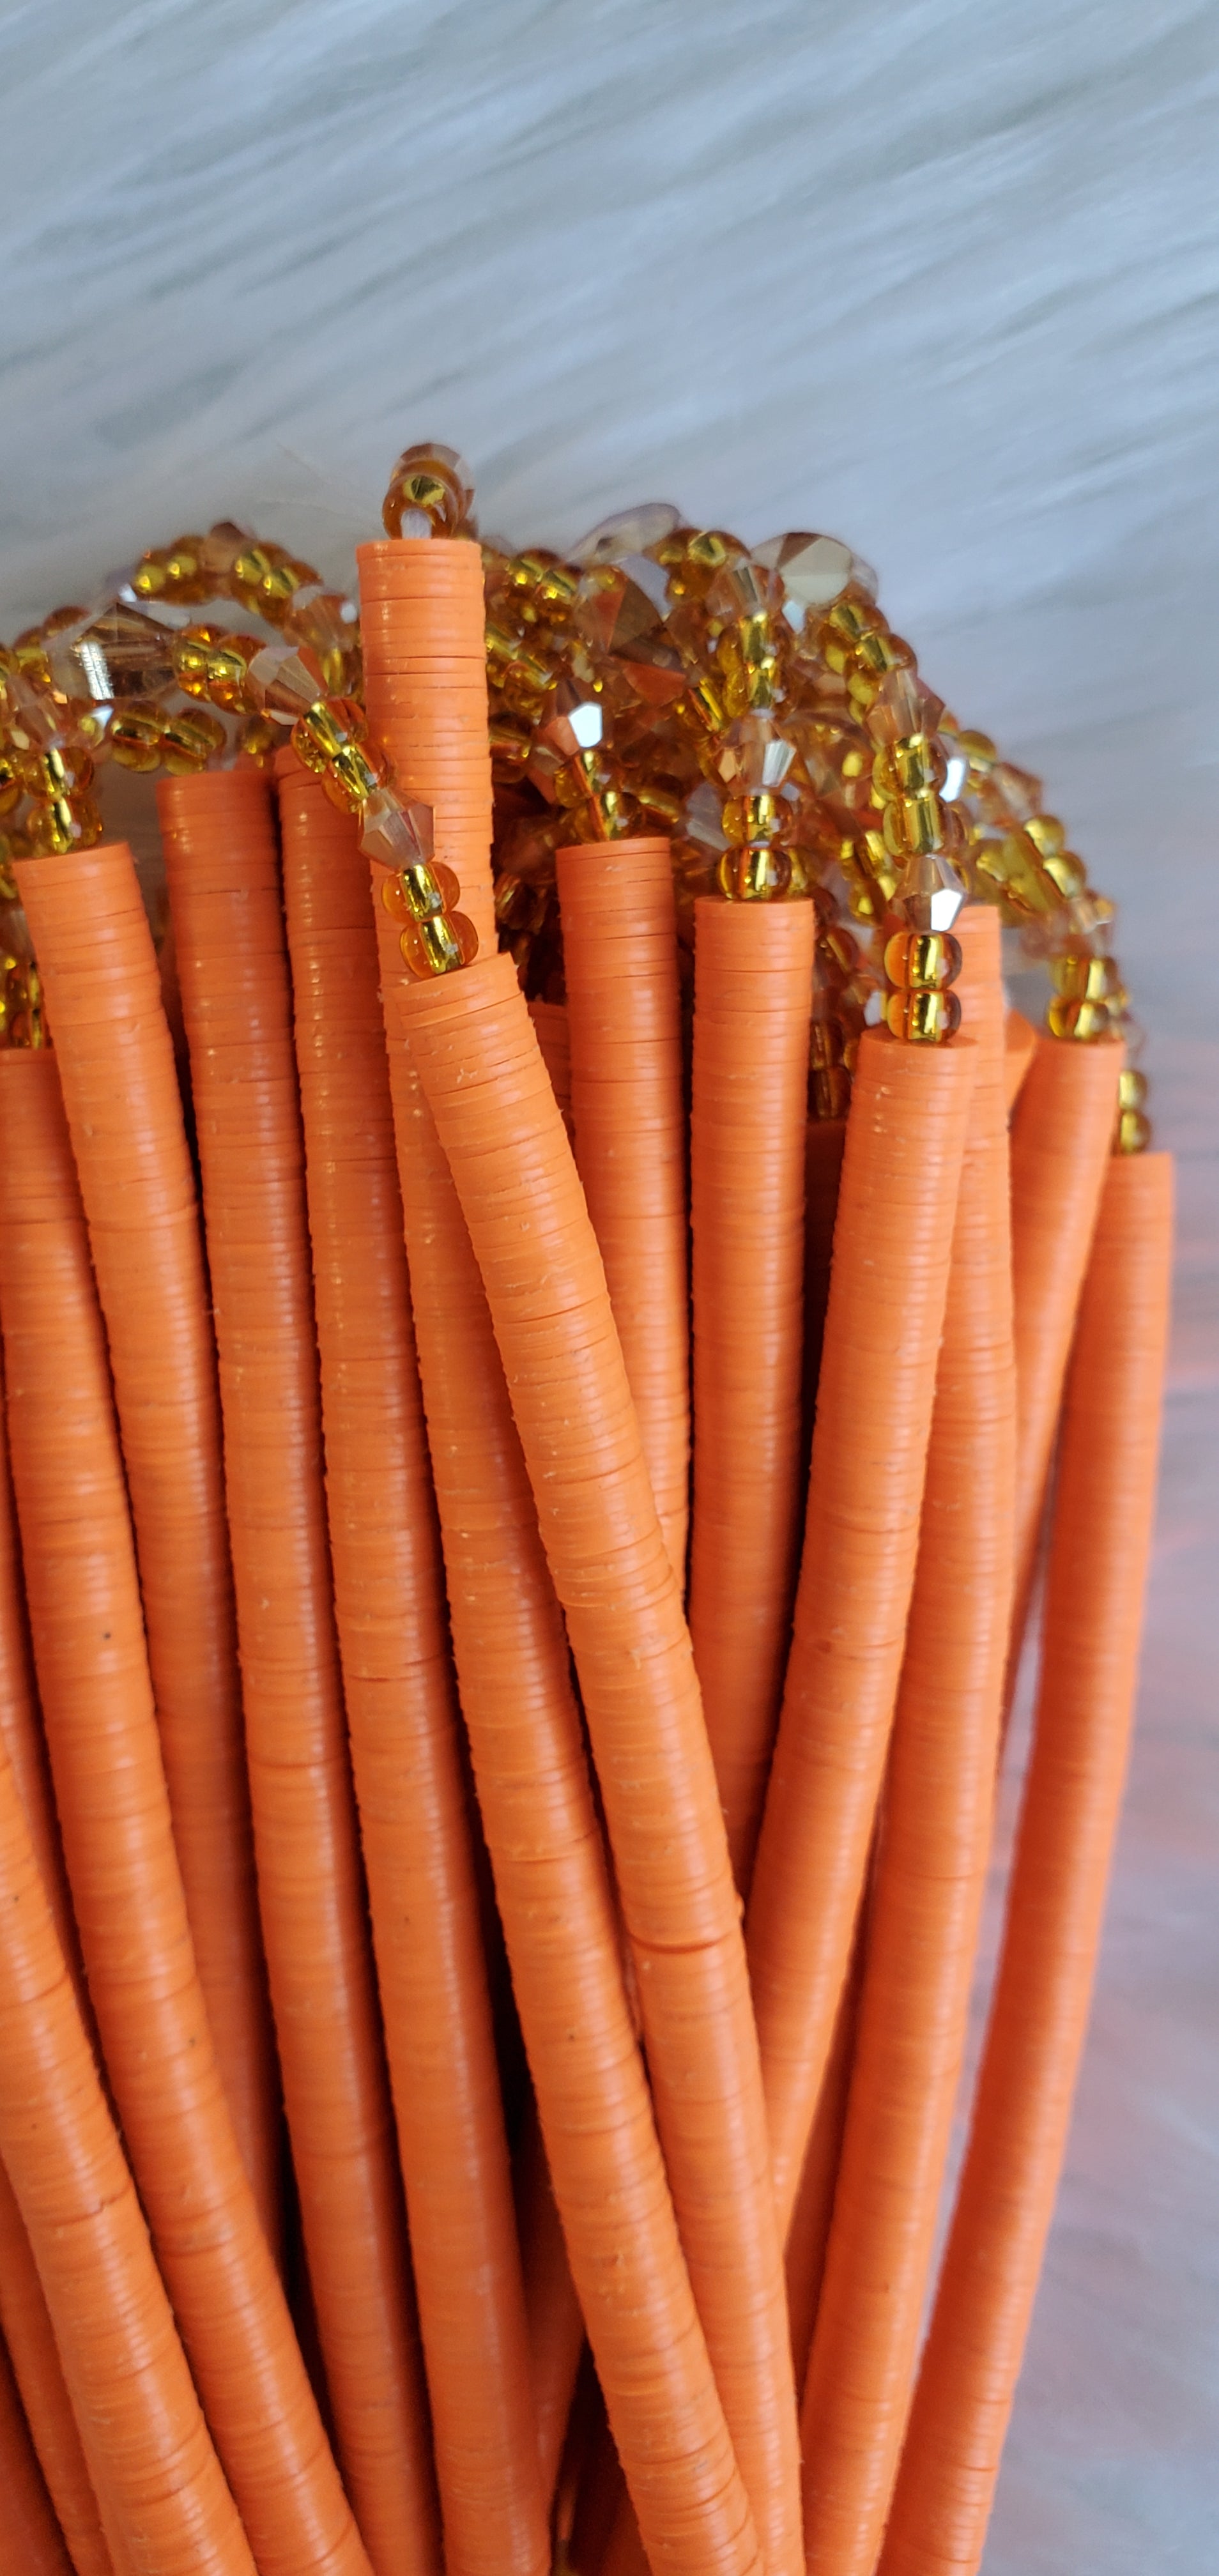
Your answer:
109;704;166;772
1048;950;1118;1001
884;929;963;992
323;739;388;812
1118;1066;1148;1110
1047;993;1110;1039
204;634;261;710
1022;813;1066;858
237;715;278;766
715;843;792;901
810;1018;845;1071
25;792;103;854
399;908;478;977
0;749;24;816
811;1062;852;1119
172;627;222;699
291;695;366;770
1116;1105;1152;1154
1040;848;1088;901
382;444;476;540
16;740;95;800
381;859;462;924
160;707;226;774
885;985;962;1043
721;790;782;845
881;788;946;860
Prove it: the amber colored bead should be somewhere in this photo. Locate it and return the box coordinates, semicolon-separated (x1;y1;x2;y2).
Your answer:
172;627;222;698
489;717;532;775
1116;1105;1151;1155
1022;813;1066;857
885;985;962;1043
161;707;226;774
1048;950;1118;1002
109;705;165;772
1118;1066;1148;1110
1041;848;1087;901
237;715;279;766
17;740;95;800
811;1062;852;1120
382;443;475;541
0;749;24;816
24;793;103;854
381;859;461;925
884;928;962;993
721;790;781;845
204;634;261;710
323;739;388;812
715;843;792;902
810;1018;845;1071
1047;993;1109;1040
817;926;860;979
881;789;946;861
291;695;366;770
399;908;478;977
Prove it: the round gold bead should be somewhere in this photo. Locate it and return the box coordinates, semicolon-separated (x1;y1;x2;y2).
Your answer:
883;929;963;993
885;985;962;1044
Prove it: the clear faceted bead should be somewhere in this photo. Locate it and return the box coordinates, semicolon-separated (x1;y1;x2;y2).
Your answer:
571;503;683;565
891;845;967;934
246;643;327;721
753;531;878;625
360;788;434;870
865;665;945;746
47;604;177;707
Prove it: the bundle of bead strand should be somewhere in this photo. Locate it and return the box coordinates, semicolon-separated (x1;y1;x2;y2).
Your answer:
0;443;1170;2576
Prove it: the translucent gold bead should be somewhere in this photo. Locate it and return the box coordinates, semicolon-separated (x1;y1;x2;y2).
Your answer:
172;627;222;698
205;634;260;710
291;695;366;772
721;790;781;845
1116;1105;1152;1154
381;859;462;925
811;1063;852;1119
881;733;946;796
884;929;963;992
1047;993;1110;1039
160;707;226;774
1040;848;1087;901
817;926;859;979
885;985;962;1043
1022;813;1066;858
109;704;166;772
0;749;24;816
810;1017;845;1071
399;908;478;977
489;717;532;776
881;790;946;860
1048;950;1117;1001
1118;1066;1148;1110
130;549;172;601
17;740;95;800
238;715;278;766
321;737;388;811
382;444;476;541
715;843;792;901
25;792;103;854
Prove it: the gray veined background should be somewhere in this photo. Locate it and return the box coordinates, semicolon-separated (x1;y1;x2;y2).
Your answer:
1;3;1216;2566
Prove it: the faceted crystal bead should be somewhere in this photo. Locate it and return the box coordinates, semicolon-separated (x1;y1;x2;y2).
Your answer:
282;586;356;686
246;643;328;721
717;714;795;793
704;559;785;625
573;563;683;703
865;666;946;747
48;604;177;707
572;503;683;565
360;789;434;871
527;698;604;799
753;530;878;623
682;780;730;850
890;845;967;934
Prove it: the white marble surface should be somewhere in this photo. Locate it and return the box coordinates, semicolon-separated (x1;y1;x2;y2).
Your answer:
2;5;1216;2566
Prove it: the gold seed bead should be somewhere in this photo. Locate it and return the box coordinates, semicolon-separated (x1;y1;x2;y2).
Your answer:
883;929;962;993
160;707;226;774
881;789;946;860
1048;950;1118;1002
715;844;792;902
109;704;166;772
1116;1105;1152;1155
885;985;962;1044
1047;993;1110;1040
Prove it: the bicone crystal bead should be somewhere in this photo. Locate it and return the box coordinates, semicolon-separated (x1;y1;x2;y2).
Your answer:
865;664;946;746
48;604;177;708
360;788;434;871
891;845;967;934
753;531;878;624
572;503;683;565
247;643;328;721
